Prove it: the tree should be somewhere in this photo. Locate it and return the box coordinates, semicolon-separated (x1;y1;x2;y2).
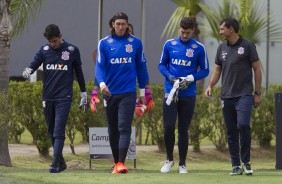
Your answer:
163;0;282;54
0;89;11;166
161;0;202;39
198;0;282;44
0;0;46;167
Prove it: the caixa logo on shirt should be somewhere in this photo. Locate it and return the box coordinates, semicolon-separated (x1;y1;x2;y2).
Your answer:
171;59;191;66
46;64;68;71
110;57;132;64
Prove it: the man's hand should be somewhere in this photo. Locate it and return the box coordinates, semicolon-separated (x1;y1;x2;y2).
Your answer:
22;67;33;79
168;75;176;84
79;92;88;112
100;85;111;97
253;95;261;108
204;86;213;100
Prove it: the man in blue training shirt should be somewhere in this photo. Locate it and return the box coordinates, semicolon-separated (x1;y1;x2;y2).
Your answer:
22;24;87;173
91;23;154;116
95;12;148;174
158;17;209;174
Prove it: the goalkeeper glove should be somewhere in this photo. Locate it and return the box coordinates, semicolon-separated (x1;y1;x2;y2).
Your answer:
145;87;154;112
178;75;194;90
135;91;146;117
145;96;154;112
185;74;194;82
90;90;100;113
79;92;88;112
22;67;33;78
135;103;147;117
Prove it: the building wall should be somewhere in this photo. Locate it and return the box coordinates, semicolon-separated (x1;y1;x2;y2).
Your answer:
10;0;282;88
10;0;176;85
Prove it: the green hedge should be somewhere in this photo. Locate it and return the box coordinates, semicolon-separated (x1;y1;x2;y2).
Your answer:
4;81;280;154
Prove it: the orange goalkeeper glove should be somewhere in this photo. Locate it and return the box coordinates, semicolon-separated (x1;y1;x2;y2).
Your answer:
90;90;100;113
135;103;147;117
145;95;154;112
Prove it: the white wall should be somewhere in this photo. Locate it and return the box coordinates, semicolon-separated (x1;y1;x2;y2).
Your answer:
10;0;282;87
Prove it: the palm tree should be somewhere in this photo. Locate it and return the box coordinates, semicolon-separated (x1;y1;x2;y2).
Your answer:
163;0;282;57
198;0;282;86
161;0;202;39
196;0;231;42
198;0;282;44
0;0;46;167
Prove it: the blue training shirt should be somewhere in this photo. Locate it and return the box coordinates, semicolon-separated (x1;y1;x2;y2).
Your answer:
28;41;86;101
94;52;149;87
158;37;209;96
95;34;147;94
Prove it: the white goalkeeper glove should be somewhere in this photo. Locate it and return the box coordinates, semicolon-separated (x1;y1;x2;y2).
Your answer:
178;74;194;90
79;92;88;112
185;74;194;82
22;67;33;78
166;79;181;105
166;75;195;105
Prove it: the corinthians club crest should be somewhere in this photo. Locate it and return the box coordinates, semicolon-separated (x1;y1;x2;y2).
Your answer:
186;48;194;58
238;47;245;55
61;51;70;60
125;44;133;53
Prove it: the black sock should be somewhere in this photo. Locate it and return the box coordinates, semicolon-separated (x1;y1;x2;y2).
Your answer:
119;148;128;163
112;149;119;163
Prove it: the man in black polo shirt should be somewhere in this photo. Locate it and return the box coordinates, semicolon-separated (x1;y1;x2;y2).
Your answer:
205;17;262;176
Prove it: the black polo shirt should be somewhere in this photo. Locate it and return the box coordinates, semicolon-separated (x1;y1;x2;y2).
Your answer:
215;37;259;98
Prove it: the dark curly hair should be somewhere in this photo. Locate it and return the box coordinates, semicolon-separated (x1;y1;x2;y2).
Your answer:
43;24;60;40
220;17;239;33
180;17;195;29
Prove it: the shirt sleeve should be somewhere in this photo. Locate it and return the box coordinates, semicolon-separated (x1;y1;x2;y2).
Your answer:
73;47;86;92
95;40;106;85
29;47;44;73
248;42;259;62
193;45;210;81
158;41;173;81
135;40;146;89
215;44;223;66
143;53;150;85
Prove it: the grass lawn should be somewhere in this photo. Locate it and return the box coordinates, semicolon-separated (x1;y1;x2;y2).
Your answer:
1;144;282;184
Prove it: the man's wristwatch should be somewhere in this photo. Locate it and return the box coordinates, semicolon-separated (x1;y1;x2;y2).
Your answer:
254;91;261;96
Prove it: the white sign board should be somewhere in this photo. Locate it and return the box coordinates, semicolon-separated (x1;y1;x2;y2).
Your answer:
89;127;136;160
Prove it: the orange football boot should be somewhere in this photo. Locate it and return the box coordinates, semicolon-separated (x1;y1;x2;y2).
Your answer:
116;162;128;173
112;163;119;174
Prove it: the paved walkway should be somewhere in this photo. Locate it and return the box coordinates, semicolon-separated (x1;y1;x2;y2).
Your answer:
8;144;159;158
